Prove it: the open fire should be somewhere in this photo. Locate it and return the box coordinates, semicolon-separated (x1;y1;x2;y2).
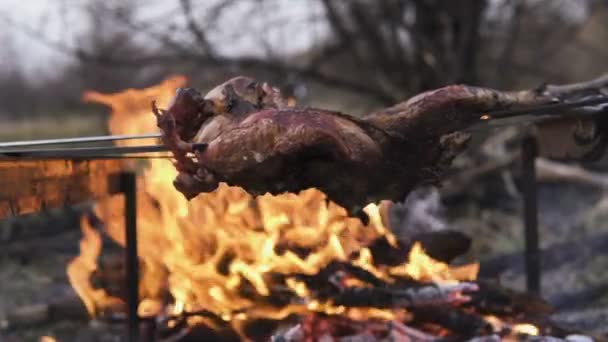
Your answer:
67;76;550;341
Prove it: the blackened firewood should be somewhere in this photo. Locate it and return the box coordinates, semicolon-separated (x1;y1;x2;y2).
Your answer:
333;283;478;308
411;306;492;338
235;276;294;308
293;261;389;299
171;324;240;342
412;230;472;263
367;236;412;266
241;319;281;342
468;280;553;316
370;229;472;266
366;229;471;267
338;263;386;287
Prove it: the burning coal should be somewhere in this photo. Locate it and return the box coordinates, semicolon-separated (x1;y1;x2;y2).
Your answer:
67;76;546;341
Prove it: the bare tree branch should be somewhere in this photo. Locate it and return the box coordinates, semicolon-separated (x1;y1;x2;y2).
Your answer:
457;0;486;84
495;0;526;85
3;0;603;111
179;0;214;55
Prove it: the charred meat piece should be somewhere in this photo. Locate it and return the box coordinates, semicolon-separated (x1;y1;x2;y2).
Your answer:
155;77;556;218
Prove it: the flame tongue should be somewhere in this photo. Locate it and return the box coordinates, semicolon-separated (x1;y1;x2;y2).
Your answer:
68;76;540;338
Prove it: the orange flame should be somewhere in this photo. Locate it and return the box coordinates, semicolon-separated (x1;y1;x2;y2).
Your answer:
67;216;122;316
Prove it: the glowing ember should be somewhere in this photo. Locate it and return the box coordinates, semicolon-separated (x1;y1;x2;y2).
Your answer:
485;315;539;337
39;336;58;342
513;323;540;336
67;76;537;338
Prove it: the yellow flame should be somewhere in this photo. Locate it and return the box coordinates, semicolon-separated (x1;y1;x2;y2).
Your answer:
67;216;123;316
389;242;479;283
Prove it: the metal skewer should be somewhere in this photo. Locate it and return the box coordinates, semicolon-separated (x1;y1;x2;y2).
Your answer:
0;133;161;149
0;154;175;160
0;144;168;157
0;96;605;160
0;143;207;160
483;96;608;120
466;115;577;133
466;96;608;132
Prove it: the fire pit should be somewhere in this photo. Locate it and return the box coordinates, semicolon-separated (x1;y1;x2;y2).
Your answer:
72;77;592;341
0;76;603;341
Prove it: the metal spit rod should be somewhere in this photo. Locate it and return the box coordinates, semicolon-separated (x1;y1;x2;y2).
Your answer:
0;144;168;157
0;133;161;149
483;96;608;120
0;143;208;159
0;96;605;159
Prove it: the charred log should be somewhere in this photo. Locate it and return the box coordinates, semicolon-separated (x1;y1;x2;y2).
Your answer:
368;230;471;266
467;280;553;316
410;306;492;338
332;283;479;308
293;261;387;299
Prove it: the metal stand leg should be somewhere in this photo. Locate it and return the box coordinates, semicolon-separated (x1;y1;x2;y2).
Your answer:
521;136;540;295
120;172;139;342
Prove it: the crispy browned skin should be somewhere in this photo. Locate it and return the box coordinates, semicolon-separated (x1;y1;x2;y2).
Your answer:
155;77;554;218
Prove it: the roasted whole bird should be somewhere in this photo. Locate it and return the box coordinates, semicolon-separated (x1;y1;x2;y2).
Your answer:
154;76;601;220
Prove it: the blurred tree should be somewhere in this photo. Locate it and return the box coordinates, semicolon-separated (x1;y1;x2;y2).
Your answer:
67;0;151;92
1;0;607;116
0;30;30;118
65;0;607;105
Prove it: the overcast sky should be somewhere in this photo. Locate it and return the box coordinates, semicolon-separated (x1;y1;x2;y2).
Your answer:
0;0;588;80
0;1;86;77
0;0;326;80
